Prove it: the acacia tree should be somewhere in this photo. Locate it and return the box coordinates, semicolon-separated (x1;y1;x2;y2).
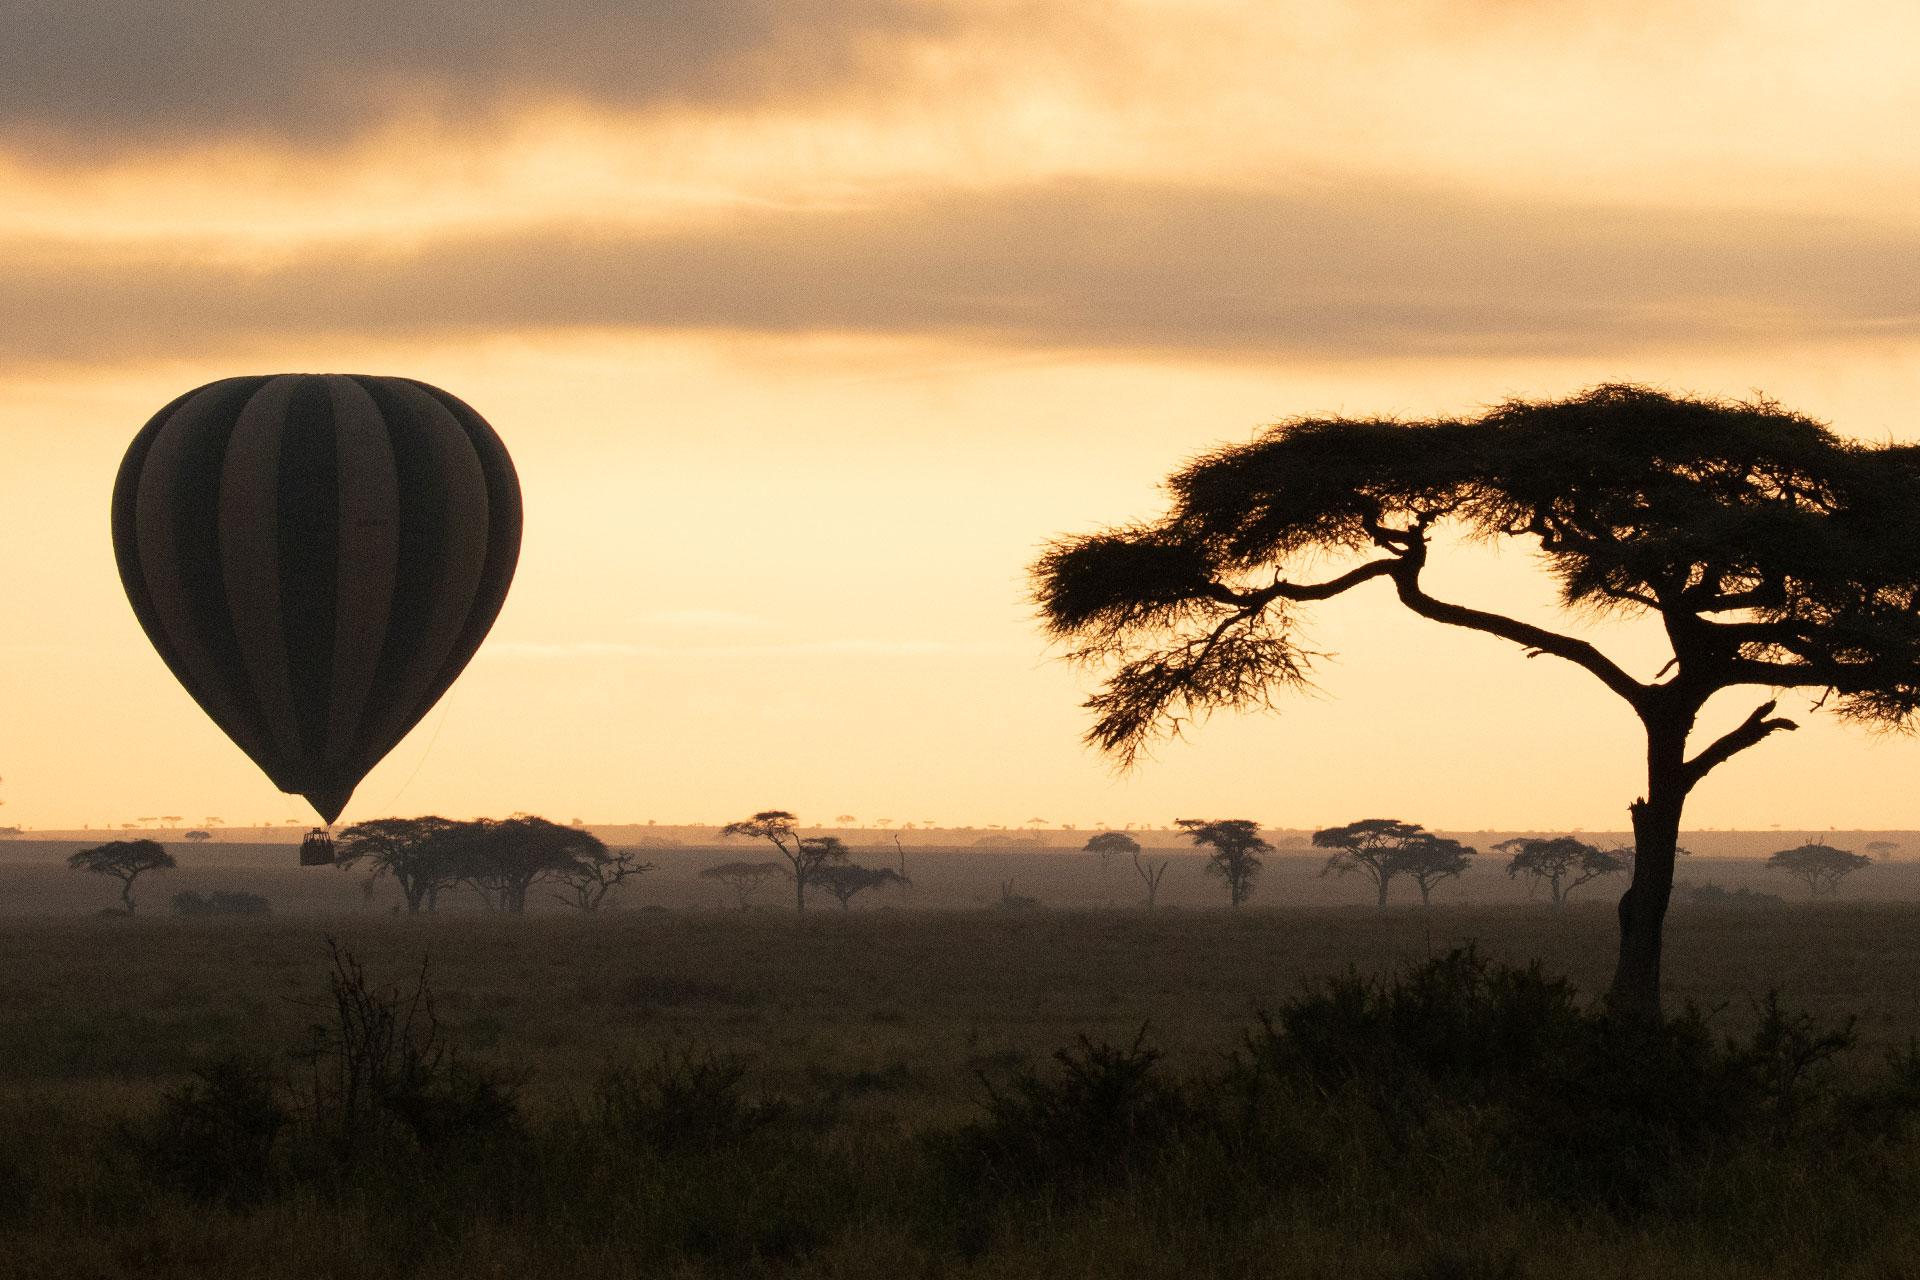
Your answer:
1132;847;1171;909
1766;842;1872;897
552;847;653;911
1394;834;1477;906
334;816;462;913
68;839;175;913
1498;836;1629;910
457;815;609;914
1033;386;1920;1016
1176;818;1269;907
717;812;848;914
1313;819;1429;908
700;861;785;910
814;863;907;910
1083;830;1140;871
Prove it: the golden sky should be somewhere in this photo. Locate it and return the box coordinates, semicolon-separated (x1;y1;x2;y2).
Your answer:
3;0;1919;832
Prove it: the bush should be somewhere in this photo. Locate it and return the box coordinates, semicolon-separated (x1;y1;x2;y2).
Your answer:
1684;881;1787;908
170;890;272;917
593;1048;787;1153
1229;948;1904;1209
123;1053;288;1205
943;1028;1193;1194
294;939;521;1162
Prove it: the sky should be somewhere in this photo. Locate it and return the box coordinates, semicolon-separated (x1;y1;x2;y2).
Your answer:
3;0;1920;833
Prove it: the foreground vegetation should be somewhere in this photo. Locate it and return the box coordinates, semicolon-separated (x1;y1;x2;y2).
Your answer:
5;908;1920;1277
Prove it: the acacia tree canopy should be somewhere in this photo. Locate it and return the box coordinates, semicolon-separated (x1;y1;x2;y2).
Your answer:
1766;843;1872;897
1498;836;1629;910
67;838;175;913
1392;834;1477;907
1313;818;1430;908
717;812;848;914
1176;818;1269;906
1083;830;1142;868
1034;386;1920;1014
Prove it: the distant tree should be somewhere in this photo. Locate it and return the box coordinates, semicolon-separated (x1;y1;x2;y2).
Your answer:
1133;848;1171;910
455;815;609;913
184;829;213;843
717;811;848;914
1031;385;1920;1016
1392;833;1477;906
1176;818;1269;907
1498;836;1629;910
835;814;858;826
334;816;462;913
1083;830;1140;871
1313;819;1430;908
1865;840;1901;861
1766;843;1872;897
700;861;785;910
552;847;653;912
67;839;175;913
814;863;907;911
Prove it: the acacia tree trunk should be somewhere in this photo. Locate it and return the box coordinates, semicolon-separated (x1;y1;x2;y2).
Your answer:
1610;718;1689;1018
120;875;136;913
1375;874;1390;909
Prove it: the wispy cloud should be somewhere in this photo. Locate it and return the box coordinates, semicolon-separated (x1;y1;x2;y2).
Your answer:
646;609;773;630
3;179;1916;366
487;638;1011;660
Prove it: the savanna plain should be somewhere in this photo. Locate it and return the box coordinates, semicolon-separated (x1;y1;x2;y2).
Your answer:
6;845;1920;1279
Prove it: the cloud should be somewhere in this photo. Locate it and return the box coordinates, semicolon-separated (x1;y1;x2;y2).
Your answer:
3;179;1917;365
0;0;957;157
487;638;1009;660
647;609;774;630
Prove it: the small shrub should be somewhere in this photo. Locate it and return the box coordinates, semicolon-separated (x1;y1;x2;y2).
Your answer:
124;1053;287;1205
594;1048;787;1153
943;1027;1192;1193
171;890;272;917
1684;881;1786;908
294;939;521;1162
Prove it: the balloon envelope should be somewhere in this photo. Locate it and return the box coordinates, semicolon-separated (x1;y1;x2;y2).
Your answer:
112;374;521;823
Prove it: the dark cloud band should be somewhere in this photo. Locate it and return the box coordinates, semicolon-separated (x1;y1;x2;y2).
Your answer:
0;0;952;156
3;181;1915;365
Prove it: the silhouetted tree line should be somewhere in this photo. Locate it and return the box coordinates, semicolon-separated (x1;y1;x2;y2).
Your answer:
334;815;650;914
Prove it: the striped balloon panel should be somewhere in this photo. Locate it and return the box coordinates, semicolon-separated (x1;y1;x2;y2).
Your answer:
111;374;521;823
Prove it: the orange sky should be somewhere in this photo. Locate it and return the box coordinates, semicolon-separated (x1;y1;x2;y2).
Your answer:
3;1;1919;832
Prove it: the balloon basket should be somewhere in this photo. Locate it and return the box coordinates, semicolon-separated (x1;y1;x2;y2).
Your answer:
300;829;336;867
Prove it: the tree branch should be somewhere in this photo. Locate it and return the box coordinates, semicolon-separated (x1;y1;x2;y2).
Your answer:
1203;558;1399;610
1682;700;1798;791
1389;562;1647;706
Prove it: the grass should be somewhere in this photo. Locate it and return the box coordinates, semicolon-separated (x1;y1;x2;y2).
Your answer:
3;905;1920;1276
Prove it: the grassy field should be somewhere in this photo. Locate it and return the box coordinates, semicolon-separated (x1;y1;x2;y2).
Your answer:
5;901;1920;1277
6;904;1920;1102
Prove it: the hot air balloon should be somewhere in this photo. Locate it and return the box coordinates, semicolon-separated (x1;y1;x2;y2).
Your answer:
111;374;521;861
